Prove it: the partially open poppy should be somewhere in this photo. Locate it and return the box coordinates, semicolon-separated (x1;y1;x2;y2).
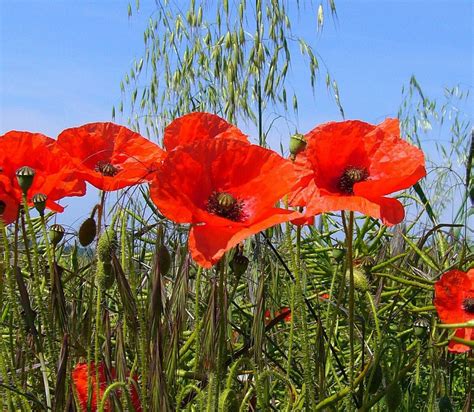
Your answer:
163;112;248;151
0;131;86;212
72;362;141;411
434;269;474;353
150;139;300;267
289;119;426;226
57;122;165;191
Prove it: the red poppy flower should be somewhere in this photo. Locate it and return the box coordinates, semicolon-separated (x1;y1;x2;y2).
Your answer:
289;119;426;226
150;139;300;268
57;122;165;191
72;362;141;411
0;131;86;212
163;112;248;151
434;269;474;353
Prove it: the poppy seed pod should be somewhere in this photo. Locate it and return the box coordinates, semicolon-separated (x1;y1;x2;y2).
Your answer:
413;317;430;338
32;193;47;215
289;133;307;158
49;224;65;246
230;254;249;276
16;166;35;193
78;217;97;247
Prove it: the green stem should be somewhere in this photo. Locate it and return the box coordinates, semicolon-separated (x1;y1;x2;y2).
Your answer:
346;212;355;400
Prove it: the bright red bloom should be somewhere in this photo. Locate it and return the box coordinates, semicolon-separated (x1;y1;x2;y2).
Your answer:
150;139;300;268
434;269;474;353
0;131;86;212
163;112;248;151
72;362;141;411
290;119;426;226
57;122;165;191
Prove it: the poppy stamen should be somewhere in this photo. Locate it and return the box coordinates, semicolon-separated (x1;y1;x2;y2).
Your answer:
207;191;245;222
463;297;474;314
0;200;6;214
95;161;119;177
338;166;369;194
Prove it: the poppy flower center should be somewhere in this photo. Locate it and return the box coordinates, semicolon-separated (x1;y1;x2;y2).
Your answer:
206;191;245;222
463;297;474;314
95;161;119;177
338;166;369;194
0;200;5;214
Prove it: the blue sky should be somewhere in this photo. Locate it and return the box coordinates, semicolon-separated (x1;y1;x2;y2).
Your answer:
0;0;472;224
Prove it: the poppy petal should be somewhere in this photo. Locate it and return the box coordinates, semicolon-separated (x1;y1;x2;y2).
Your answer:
163;112;248;151
189;207;300;268
447;328;473;354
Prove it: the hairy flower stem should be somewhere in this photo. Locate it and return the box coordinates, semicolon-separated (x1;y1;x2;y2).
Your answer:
193;266;203;373
216;259;227;400
345;212;356;402
291;225;316;408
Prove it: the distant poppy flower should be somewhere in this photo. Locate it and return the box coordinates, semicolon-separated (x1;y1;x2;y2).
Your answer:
72;362;141;412
434;269;474;353
265;307;292;324
57;122;165;191
320;293;330;300
290;119;426;226
163;112;248;152
0;131;86;212
150;139;300;268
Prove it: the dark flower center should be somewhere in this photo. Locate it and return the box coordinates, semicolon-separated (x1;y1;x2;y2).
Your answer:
207;191;245;222
0;200;6;214
338;166;369;194
463;297;474;314
95;161;119;177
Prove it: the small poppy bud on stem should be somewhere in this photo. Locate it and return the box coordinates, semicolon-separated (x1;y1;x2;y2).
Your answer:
32;193;47;215
78;217;97;247
289;133;307;160
16;166;35;194
230;253;249;276
49;224;65;246
157;245;171;275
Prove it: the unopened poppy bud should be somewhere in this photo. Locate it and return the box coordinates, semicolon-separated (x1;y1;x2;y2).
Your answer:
332;246;345;261
49;224;65;246
157;245;171;275
230;254;249;276
413;317;430;338
346;267;370;292
16;166;35;193
367;363;383;394
289;133;306;159
78;217;97;247
385;382;402;412
438;396;453;412
32;193;47;215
